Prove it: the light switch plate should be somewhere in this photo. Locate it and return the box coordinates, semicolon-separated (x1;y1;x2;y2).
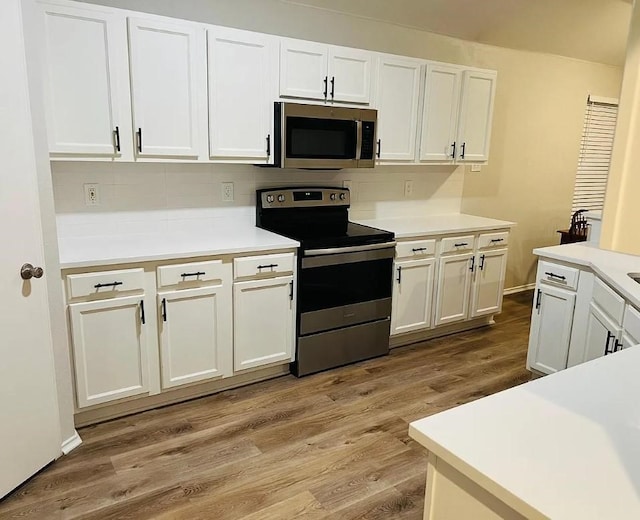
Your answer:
221;182;234;202
404;180;413;197
84;183;99;206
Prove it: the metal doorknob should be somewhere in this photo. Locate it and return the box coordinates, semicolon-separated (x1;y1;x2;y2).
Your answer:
21;263;44;280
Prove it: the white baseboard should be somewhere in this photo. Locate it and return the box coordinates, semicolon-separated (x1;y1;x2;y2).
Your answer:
503;283;536;295
61;430;82;455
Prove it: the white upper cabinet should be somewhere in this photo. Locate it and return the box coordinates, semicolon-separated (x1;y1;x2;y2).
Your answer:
419;64;461;162
128;17;207;158
280;39;373;104
41;2;131;157
375;55;423;162
456;70;497;162
208;27;277;162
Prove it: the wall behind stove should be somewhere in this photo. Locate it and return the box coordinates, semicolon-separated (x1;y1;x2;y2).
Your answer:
51;162;464;238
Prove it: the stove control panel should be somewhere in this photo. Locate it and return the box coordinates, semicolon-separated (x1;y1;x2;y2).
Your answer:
258;188;350;209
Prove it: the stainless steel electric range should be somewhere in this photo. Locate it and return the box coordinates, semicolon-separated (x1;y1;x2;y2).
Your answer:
256;187;396;377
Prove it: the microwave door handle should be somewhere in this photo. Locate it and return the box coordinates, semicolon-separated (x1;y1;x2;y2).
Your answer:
355;120;362;161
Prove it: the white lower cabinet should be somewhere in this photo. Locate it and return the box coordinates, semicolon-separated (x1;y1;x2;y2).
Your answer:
582;303;619;363
527;285;576;375
233;275;295;372
391;258;435;335
434;253;474;326
158;285;232;389
69;295;150;408
470;248;508;318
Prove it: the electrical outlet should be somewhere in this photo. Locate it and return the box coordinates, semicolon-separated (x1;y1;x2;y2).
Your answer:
342;180;353;192
470;164;482;172
221;182;234;202
404;180;413;198
84;183;99;206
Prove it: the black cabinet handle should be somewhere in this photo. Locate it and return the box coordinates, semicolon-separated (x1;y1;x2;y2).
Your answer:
323;76;328;99
460;142;466;159
450;141;456;158
604;331;615;355
140;299;146;325
490;238;504;243
289;281;294;301
469;256;475;272
376;139;381;158
535;289;542;311
454;242;469;247
94;281;123;289
412;247;427;252
479;254;486;271
181;271;205;278
396;266;402;284
614;339;623;353
257;263;278;270
330;76;335;99
266;134;271;157
136;128;142;153
113;126;121;152
544;272;566;281
161;297;167;322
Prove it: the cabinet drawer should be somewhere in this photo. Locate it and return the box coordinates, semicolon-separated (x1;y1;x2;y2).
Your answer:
396;239;436;259
623;305;640;344
477;231;509;249
592;277;625;325
157;260;226;288
440;235;474;254
538;261;579;291
66;268;145;299
234;252;295;279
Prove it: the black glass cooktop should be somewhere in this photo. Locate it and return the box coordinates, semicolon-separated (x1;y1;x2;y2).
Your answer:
267;221;394;250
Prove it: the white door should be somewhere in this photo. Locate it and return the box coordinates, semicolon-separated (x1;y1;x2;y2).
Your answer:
419;64;461;162
375;55;422;162
41;3;129;157
582;303;620;363
158;285;232;389
527;285;576;374
1;0;62;498
208;27;276;162
434;253;474;326
279;39;328;101
69;296;149;407
391;258;435;335
128;17;206;158
327;46;372;104
470;249;508;318
456;70;497;162
234;276;295;372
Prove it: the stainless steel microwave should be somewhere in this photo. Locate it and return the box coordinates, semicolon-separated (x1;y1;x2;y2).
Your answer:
271;102;377;169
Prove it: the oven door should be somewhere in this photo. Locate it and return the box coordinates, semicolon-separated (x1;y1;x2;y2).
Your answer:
299;243;395;335
282;103;359;169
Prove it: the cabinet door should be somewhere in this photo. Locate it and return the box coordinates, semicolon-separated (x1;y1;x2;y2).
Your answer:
327;46;372;104
582;303;620;363
419;64;461;162
41;3;128;156
434;253;474;327
158;285;232;389
279;39;328;100
375;55;422;162
456;70;496;162
69;296;149;408
470;249;508;318
620;332;639;350
527;285;576;374
208;27;276;162
234;276;295;372
128;17;206;157
391;258;435;335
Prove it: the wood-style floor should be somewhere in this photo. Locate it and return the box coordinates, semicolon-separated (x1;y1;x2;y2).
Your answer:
0;292;533;520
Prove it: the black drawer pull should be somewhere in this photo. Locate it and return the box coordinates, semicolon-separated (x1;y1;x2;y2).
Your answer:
450;141;456;158
376;139;381;158
396;266;402;284
490;238;504;243
535;289;542;311
94;281;123;289
412;247;427;252
161;298;167;322
289;281;294;301
136;127;142;153
604;331;615;355
454;242;469;247
113;126;120;152
460;142;466;159
479;254;486;271
266;134;271;157
469;256;475;271
140;299;146;325
181;271;205;278
544;272;566;281
257;264;278;270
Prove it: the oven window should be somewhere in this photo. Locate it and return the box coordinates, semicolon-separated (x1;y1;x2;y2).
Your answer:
286;117;357;159
300;257;392;313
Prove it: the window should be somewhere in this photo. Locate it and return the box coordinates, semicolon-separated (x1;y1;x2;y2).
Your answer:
571;95;619;213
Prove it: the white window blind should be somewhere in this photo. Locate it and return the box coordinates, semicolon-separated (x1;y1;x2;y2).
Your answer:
571;96;619;213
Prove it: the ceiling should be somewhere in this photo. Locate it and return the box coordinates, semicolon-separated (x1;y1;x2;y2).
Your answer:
284;0;633;66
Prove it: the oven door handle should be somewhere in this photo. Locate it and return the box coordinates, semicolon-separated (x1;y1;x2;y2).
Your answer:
305;241;396;256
